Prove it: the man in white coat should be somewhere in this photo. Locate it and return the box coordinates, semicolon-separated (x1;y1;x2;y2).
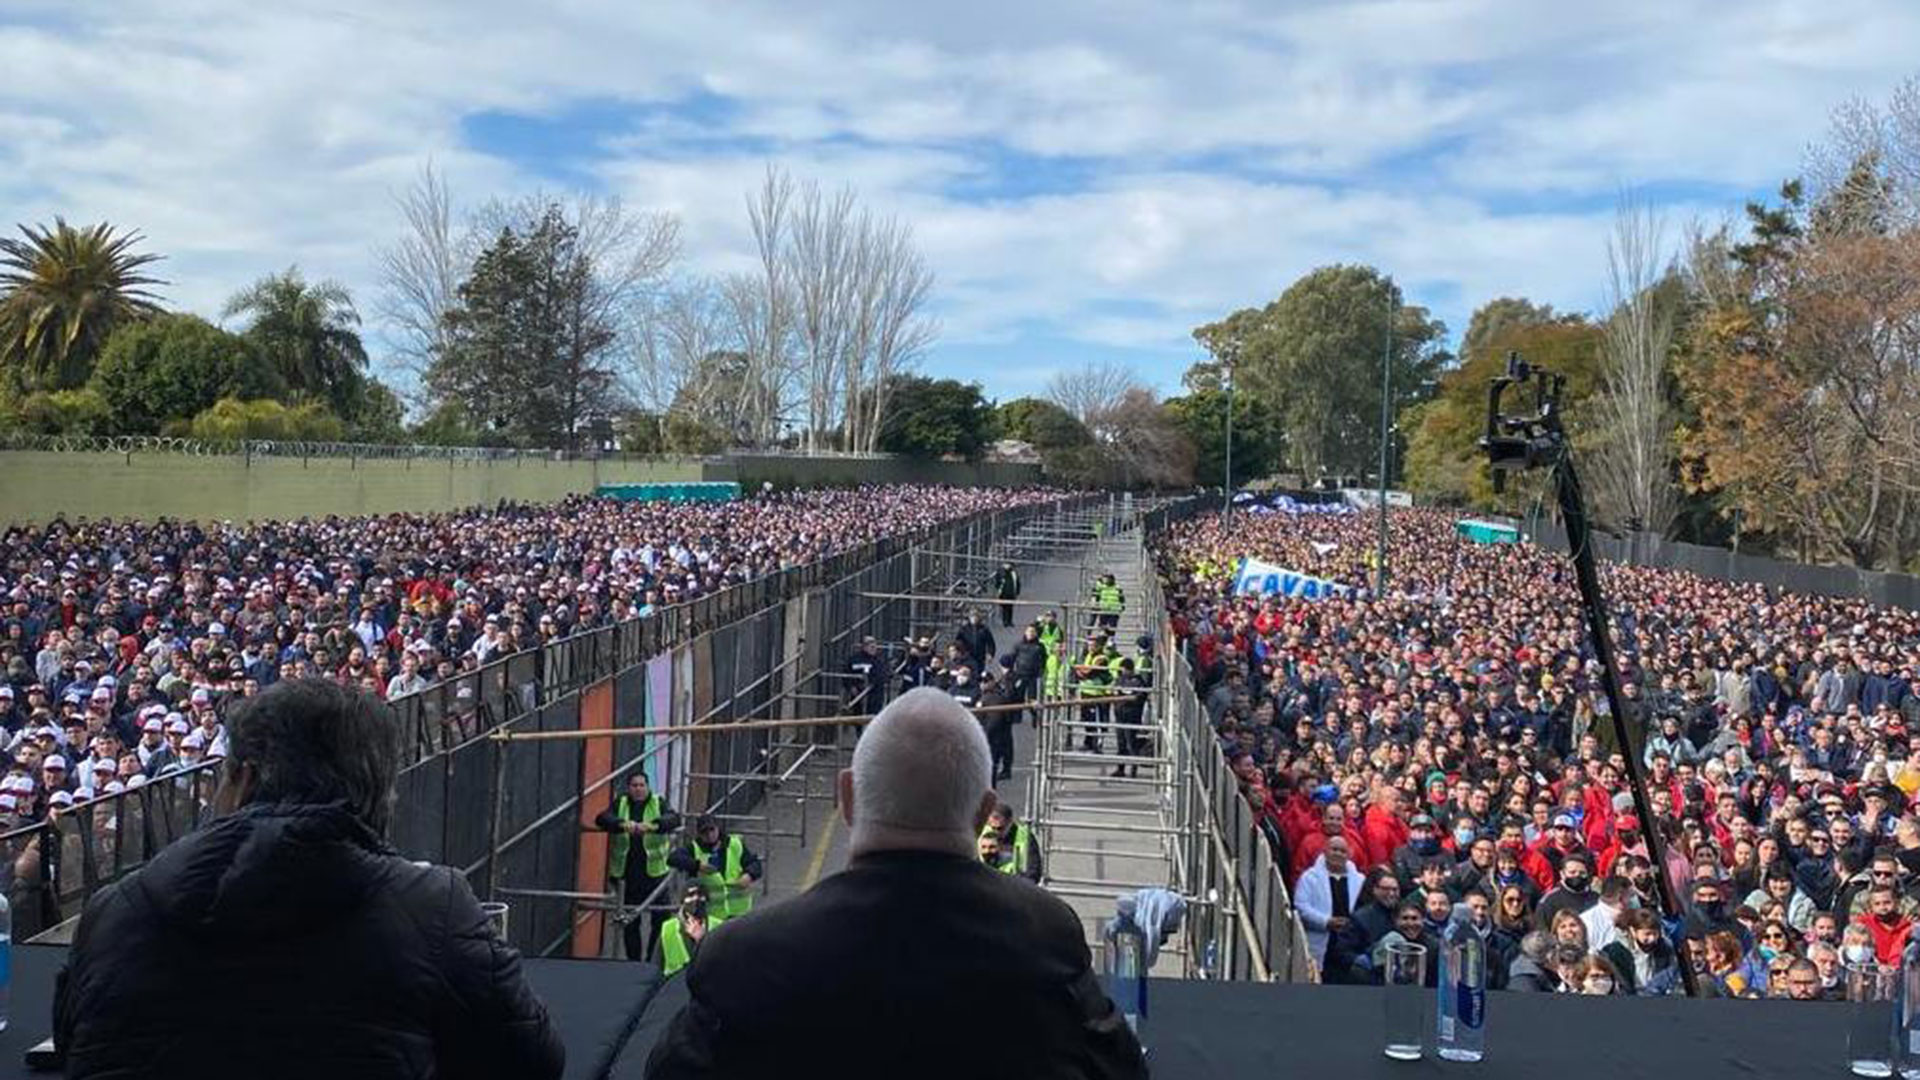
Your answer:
1295;835;1365;971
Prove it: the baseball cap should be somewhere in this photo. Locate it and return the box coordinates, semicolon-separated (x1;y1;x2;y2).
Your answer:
191;688;210;705
43;755;67;771
48;790;73;808
142;717;164;733
182;731;206;750
1409;813;1435;828
91;759;115;775
166;717;190;735
1552;813;1579;829
90;686;112;702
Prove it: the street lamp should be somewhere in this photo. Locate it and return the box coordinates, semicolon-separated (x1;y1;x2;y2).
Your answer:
1222;359;1235;524
1375;286;1395;596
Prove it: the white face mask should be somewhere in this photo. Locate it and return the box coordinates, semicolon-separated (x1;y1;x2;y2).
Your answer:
1846;944;1874;965
1586;978;1614;995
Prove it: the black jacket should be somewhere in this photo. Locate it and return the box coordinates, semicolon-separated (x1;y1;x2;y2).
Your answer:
55;801;563;1080
645;848;1144;1080
956;623;997;671
1010;640;1048;680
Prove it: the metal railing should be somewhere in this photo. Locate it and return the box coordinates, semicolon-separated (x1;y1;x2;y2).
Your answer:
1140;495;1314;982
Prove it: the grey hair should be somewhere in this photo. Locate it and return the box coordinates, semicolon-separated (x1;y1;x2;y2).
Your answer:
1519;930;1553;964
851;687;990;834
225;678;400;835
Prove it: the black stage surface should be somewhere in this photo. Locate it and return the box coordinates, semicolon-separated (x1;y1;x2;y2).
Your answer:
3;944;1866;1078
615;975;1859;1079
0;945;662;1080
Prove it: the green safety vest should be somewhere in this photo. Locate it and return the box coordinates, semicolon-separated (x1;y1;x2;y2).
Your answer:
1077;650;1111;696
1094;583;1124;613
979;821;1033;875
609;793;670;880
658;917;693;977
1037;622;1063;650
1135;651;1153;681
692;834;752;923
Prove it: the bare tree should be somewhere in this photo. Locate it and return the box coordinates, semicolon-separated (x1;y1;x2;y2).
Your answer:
859;218;937;452
374;161;463;406
736;166;797;445
1047;359;1141;425
1808;76;1920;231
1589;194;1679;536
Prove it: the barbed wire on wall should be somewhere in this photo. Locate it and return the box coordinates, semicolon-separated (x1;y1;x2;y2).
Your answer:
0;433;915;464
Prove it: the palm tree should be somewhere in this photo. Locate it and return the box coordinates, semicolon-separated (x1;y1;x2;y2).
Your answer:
0;219;166;390
223;267;369;418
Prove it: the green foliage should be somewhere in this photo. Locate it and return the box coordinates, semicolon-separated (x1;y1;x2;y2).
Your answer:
1192;265;1448;481
430;206;619;449
186;398;346;442
1163;388;1284;489
663;410;727;454
0;219;165;391
875;375;992;458
410;400;485;446
1401;317;1603;507
8;387;112;435
222;267;370;421
344;378;407;443
993;397;1096;479
89;314;281;434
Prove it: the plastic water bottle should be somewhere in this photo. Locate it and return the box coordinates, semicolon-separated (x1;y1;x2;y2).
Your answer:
1436;911;1486;1062
1898;937;1920;1077
1107;897;1148;1036
0;888;12;1032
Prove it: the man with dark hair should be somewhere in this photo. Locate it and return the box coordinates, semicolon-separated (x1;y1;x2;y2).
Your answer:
55;678;563;1079
596;770;684;962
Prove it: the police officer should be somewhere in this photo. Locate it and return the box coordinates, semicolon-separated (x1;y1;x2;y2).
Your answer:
1008;625;1048;723
981;799;1044;883
990;561;1021;628
845;636;889;712
656;886;710;978
1090;573;1124;632
668;815;765;926
1074;633;1115;753
947;664;980;711
976;668;1016;783
1133;634;1155;689
1111;657;1150;779
594;770;683;961
898;636;936;692
956;610;997;676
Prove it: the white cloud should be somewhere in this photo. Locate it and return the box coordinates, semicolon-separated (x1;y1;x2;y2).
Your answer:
2;0;1915;396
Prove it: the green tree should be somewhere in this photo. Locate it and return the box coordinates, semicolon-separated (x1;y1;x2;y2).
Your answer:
345;378;407;443
222;267;370;421
993;397;1098;480
89;314;281;434
1458;297;1568;369
430;206;621;450
410;400;485;446
875;375;992;458
7;388;112;435
0;219;165;391
1401;318;1604;507
186;397;346;442
1193;265;1447;481
1164;388;1284;489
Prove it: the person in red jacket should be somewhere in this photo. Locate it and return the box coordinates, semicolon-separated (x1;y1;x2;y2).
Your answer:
1859;885;1914;966
1523;813;1591;893
1361;786;1410;874
1596;815;1647;878
1292;800;1373;882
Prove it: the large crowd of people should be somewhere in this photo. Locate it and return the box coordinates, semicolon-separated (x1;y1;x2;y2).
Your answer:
0;484;1062;843
1156;503;1920;999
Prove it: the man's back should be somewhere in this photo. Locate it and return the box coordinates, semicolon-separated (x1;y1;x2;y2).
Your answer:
647;849;1144;1080
57;801;563;1080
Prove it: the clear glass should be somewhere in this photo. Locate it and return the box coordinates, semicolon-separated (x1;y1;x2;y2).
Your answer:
1850;961;1898;1078
1107;922;1146;1036
1383;940;1426;1061
479;901;511;942
1436;921;1486;1062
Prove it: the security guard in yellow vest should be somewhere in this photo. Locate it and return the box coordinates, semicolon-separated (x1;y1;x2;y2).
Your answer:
1073;634;1115;753
1037;611;1066;700
1090;573;1124;631
656;886;711;978
980;800;1044;883
594;771;682;961
669;815;765;926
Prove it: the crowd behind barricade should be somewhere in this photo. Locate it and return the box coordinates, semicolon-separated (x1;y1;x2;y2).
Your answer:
0;484;1063;935
1156;505;1920;1000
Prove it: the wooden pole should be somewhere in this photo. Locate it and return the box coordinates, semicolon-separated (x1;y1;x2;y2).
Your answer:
486;694;1140;742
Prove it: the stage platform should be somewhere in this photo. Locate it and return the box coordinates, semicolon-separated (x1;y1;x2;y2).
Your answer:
3;944;1859;1078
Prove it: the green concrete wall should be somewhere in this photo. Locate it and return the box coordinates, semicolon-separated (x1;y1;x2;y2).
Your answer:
0;450;1042;525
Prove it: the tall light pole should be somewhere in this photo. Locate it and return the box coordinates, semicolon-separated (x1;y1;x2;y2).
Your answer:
1375;285;1395;596
1222;359;1235;523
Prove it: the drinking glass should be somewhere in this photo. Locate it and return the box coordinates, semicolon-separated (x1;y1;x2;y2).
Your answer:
1383;940;1427;1062
1848;961;1897;1078
479;901;511;942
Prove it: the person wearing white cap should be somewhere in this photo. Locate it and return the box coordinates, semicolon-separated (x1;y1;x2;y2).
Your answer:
41;754;71;794
136;716;169;768
56;677;563;1077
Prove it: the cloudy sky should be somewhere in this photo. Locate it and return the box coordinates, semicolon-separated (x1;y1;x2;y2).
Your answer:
3;1;1916;401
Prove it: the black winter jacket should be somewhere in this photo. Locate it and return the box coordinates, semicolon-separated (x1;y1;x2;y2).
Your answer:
55;801;564;1080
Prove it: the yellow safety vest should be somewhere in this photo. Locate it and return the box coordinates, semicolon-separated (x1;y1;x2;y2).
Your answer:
609;794;670;880
691;834;752;923
658;917;694;976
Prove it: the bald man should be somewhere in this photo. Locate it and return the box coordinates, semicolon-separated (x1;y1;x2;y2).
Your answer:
646;687;1145;1079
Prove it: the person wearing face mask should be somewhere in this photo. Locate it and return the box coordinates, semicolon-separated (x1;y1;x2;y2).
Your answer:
1599;908;1678;995
1680;876;1745;949
1390;813;1453;892
1533;851;1599;931
1574;954;1624;995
